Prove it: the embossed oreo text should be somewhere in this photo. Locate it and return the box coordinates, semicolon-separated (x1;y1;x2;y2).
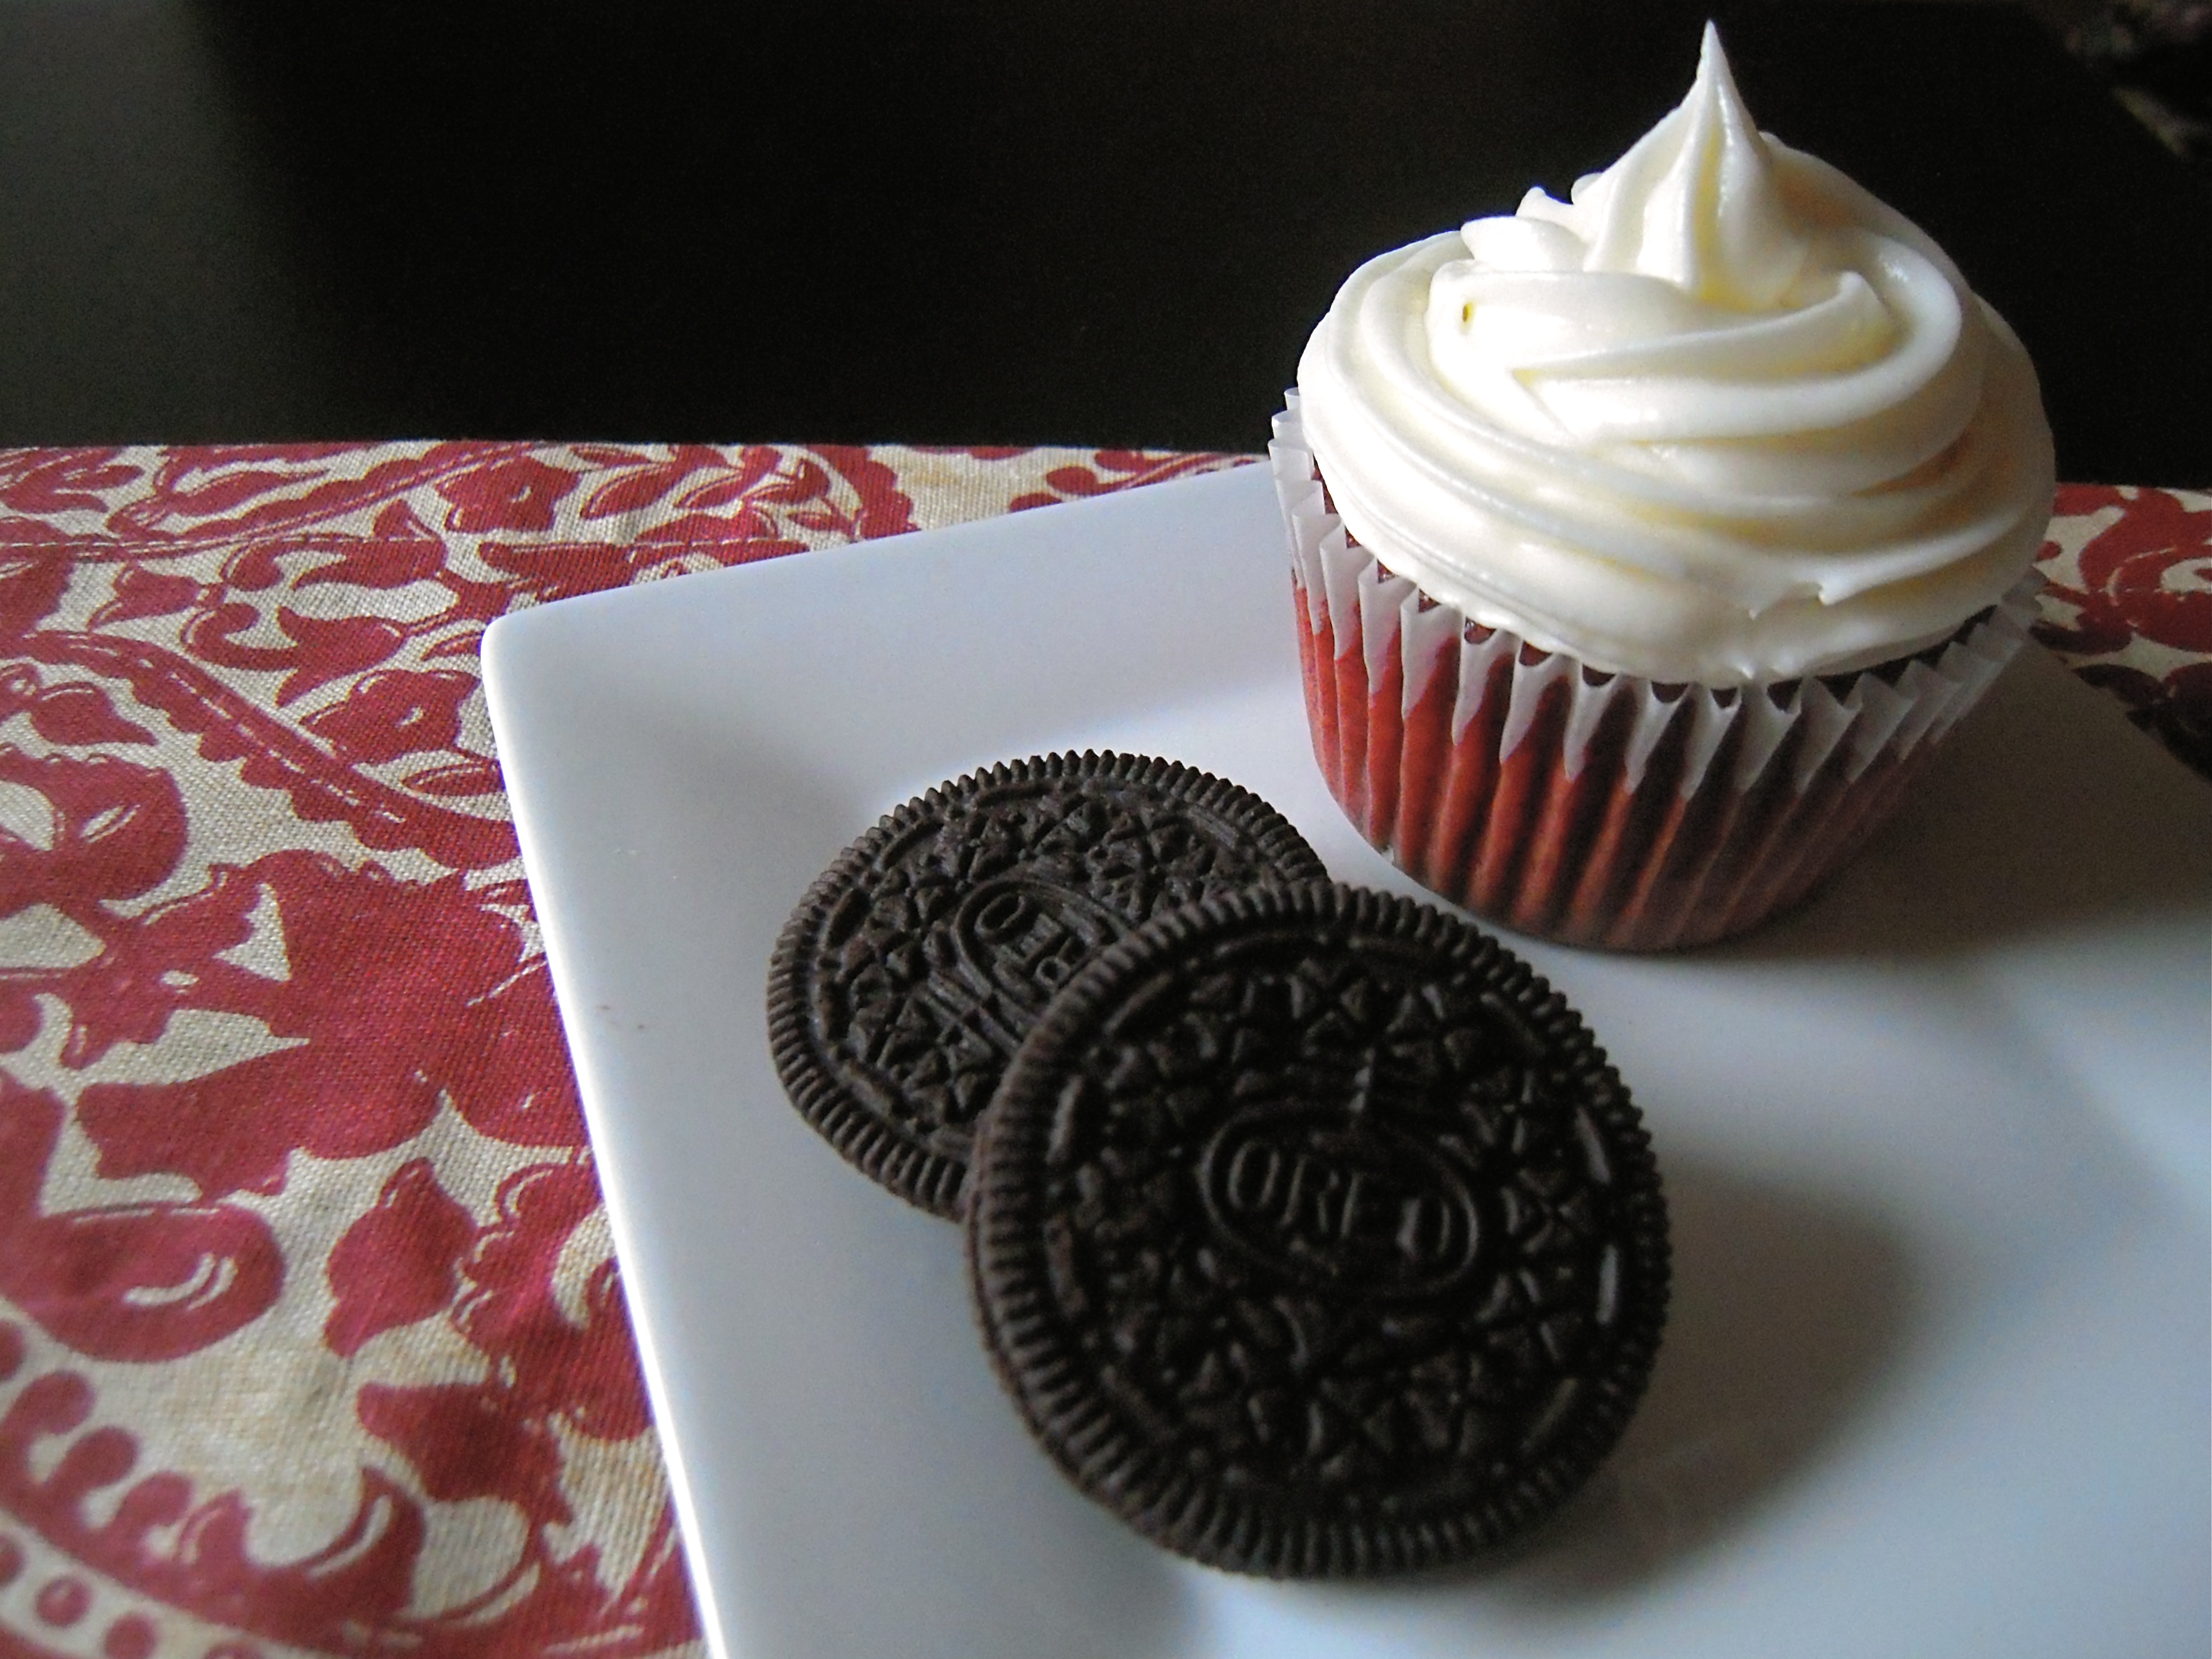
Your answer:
952;879;1125;1020
1201;1107;1481;1296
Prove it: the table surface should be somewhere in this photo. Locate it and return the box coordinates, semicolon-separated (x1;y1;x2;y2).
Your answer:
1;2;2209;484
0;438;2206;1659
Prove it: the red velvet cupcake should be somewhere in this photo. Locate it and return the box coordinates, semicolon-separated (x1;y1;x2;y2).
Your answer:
1274;27;2052;951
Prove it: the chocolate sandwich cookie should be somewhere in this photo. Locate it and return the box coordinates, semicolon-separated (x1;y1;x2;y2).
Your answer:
966;882;1668;1577
767;753;1326;1218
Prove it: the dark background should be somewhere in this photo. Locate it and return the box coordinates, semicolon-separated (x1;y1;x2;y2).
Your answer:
1;0;2206;483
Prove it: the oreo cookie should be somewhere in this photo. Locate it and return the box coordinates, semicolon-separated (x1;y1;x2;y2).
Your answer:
966;882;1669;1577
767;753;1326;1218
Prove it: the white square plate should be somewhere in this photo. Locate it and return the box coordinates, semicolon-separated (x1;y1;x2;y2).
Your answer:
483;464;2211;1659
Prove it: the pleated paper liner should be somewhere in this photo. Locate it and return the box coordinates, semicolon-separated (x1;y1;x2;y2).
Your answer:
1272;402;2040;951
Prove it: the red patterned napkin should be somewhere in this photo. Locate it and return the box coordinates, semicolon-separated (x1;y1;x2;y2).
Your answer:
0;443;2204;1659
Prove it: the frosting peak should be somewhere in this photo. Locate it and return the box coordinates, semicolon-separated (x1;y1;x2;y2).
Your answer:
1294;25;2054;685
1544;23;1801;307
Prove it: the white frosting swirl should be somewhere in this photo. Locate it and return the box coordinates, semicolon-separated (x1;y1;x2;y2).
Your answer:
1294;24;2054;685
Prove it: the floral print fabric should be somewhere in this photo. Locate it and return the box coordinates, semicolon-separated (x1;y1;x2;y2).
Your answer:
0;443;2200;1659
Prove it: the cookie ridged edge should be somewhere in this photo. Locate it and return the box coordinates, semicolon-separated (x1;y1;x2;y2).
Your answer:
965;880;1672;1577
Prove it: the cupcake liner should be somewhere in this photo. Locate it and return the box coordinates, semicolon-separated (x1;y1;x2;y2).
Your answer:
1271;397;2040;950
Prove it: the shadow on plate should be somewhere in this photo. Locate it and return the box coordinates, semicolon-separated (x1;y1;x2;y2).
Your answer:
1711;651;2212;965
1351;1151;1918;1613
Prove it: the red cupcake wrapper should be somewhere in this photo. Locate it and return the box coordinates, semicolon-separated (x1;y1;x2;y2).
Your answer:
1272;400;2040;950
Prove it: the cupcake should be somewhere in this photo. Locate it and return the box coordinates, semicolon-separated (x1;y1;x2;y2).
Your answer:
1274;24;2053;951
